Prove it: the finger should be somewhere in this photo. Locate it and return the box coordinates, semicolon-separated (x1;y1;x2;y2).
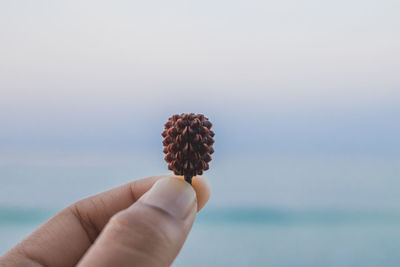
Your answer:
0;175;210;267
78;177;197;267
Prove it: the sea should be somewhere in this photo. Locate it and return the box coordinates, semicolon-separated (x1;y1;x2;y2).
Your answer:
1;156;400;266
2;207;400;267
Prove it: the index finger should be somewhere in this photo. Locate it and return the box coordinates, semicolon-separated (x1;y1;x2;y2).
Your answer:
0;174;210;267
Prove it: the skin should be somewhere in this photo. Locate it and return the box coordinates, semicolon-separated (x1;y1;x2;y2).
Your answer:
0;174;210;267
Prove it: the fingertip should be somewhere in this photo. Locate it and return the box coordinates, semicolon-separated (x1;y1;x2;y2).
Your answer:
173;175;210;212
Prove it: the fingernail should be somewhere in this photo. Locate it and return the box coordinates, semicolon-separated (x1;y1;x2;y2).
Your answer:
140;177;196;219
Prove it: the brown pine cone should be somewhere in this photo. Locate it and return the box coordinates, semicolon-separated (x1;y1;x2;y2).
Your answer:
162;113;215;184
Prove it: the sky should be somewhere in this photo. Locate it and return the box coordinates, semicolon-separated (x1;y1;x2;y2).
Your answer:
1;0;400;210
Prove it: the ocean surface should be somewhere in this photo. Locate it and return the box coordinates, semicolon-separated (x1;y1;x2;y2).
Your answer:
1;157;400;266
1;207;400;267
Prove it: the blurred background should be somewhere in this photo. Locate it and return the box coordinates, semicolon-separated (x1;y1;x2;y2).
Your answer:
1;0;400;266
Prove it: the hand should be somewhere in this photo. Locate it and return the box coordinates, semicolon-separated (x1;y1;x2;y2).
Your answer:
0;175;210;267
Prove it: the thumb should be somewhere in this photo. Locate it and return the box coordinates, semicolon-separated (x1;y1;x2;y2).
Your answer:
77;177;198;267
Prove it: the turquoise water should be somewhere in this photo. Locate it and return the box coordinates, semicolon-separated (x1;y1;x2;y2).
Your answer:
1;207;400;267
1;157;400;266
179;219;400;267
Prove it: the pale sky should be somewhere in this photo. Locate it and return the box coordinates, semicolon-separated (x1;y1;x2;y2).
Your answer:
1;0;399;158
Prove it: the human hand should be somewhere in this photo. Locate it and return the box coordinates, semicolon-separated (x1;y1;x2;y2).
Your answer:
0;175;210;267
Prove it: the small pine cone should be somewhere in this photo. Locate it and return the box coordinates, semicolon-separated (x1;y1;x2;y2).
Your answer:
162;113;215;182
